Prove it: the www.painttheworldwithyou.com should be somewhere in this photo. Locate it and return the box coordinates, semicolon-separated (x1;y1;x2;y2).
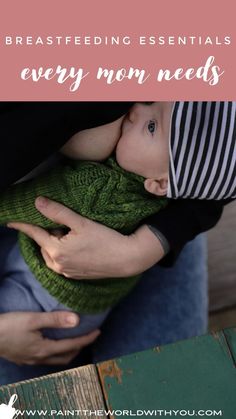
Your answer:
4;34;231;46
1;395;223;417
12;408;223;417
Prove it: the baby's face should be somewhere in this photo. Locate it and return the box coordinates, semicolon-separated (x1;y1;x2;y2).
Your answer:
116;102;173;179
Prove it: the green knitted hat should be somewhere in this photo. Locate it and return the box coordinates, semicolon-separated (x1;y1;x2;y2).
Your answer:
0;157;167;313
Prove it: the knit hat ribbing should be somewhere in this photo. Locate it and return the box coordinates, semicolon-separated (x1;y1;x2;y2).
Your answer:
167;102;236;200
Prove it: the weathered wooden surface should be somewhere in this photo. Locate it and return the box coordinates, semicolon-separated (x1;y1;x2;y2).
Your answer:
0;365;105;419
98;330;236;419
208;201;236;311
1;329;236;418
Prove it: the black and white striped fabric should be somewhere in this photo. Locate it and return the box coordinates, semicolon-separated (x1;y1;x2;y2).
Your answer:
167;102;236;200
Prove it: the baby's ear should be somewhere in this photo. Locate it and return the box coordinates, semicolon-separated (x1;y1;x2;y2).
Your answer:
144;178;168;196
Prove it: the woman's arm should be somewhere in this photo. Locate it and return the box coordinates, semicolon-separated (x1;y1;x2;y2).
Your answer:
8;197;165;279
146;198;227;266
9;196;227;280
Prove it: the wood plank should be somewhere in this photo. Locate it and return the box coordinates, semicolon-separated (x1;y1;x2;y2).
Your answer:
0;365;106;418
97;331;236;418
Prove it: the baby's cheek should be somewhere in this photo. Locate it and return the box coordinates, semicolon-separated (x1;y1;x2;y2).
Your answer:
115;146;129;171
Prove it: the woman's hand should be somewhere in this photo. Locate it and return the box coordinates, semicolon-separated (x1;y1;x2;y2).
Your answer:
0;311;100;366
8;197;165;280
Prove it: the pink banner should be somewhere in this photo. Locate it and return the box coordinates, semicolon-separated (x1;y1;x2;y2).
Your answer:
0;0;235;100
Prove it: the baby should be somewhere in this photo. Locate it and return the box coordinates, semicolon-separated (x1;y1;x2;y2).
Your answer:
63;101;236;200
0;102;235;341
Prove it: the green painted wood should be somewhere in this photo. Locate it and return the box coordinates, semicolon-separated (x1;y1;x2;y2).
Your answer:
1;328;236;418
224;326;236;364
97;331;236;419
0;365;105;419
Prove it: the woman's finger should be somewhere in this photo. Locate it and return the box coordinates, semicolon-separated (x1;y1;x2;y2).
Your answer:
41;247;57;271
35;197;88;230
7;222;51;248
41;247;69;276
28;311;80;330
43;329;101;357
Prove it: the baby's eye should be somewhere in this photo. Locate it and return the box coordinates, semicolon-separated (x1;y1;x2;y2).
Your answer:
148;120;156;134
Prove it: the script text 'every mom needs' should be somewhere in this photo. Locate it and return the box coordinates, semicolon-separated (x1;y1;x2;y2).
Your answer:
20;57;224;92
